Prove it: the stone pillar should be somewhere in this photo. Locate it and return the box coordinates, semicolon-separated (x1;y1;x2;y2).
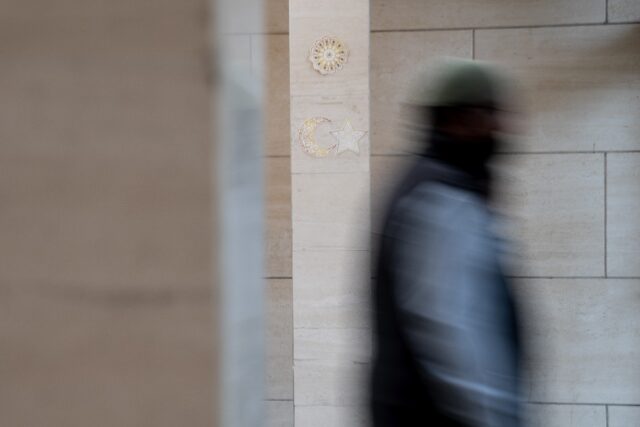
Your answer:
290;0;371;424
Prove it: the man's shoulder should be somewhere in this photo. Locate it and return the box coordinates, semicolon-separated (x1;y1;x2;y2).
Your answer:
386;182;489;243
408;181;484;215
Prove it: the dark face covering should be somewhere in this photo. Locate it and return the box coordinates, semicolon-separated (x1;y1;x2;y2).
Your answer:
423;131;500;198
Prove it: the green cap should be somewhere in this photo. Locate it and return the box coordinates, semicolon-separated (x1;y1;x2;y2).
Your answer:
408;59;507;108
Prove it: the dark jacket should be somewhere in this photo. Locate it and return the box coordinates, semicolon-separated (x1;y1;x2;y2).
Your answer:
371;154;521;427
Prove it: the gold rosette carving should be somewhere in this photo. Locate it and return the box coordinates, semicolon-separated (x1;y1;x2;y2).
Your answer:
309;36;349;75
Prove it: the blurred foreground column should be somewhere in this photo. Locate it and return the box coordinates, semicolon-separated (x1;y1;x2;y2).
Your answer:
0;0;216;425
214;0;265;426
290;0;371;425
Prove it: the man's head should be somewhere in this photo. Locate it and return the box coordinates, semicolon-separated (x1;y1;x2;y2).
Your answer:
429;105;502;142
410;60;511;142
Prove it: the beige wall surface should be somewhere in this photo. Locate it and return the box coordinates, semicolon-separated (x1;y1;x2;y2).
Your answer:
0;0;214;426
476;24;640;153
609;0;640;23
371;30;472;155
263;1;640;425
254;4;293;425
372;0;606;31
370;1;640;426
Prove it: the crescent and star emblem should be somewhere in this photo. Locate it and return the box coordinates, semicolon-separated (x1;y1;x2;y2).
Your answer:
297;118;367;158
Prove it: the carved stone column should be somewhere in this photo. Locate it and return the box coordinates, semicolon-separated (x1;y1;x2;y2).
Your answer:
290;0;371;424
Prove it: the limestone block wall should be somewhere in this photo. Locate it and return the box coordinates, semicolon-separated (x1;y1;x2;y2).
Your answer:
371;1;640;427
255;1;294;426
264;1;640;426
0;0;214;425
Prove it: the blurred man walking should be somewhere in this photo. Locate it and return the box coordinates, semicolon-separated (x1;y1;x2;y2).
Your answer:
371;61;522;427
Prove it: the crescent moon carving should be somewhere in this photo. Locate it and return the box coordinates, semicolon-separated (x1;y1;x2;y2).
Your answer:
297;117;336;157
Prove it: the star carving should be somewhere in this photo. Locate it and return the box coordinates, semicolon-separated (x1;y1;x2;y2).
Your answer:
330;120;367;155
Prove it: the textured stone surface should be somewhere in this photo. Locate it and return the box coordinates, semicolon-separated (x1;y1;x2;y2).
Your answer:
525;404;606;427
496;154;605;277
514;279;640;404
608;406;640;427
266;400;294;427
291;97;370;174
476;24;640;152
0;286;213;426
294;360;369;406
266;279;293;399
253;35;291;156
371;31;471;155
609;0;640;23
293;250;370;329
371;0;605;31
290;0;369;99
290;0;371;420
294;328;370;363
606;153;640;277
291;96;370;174
296;405;369;427
265;158;292;278
292;173;369;252
265;0;288;33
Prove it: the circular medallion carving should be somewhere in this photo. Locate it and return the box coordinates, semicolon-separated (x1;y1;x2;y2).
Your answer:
309;36;349;75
